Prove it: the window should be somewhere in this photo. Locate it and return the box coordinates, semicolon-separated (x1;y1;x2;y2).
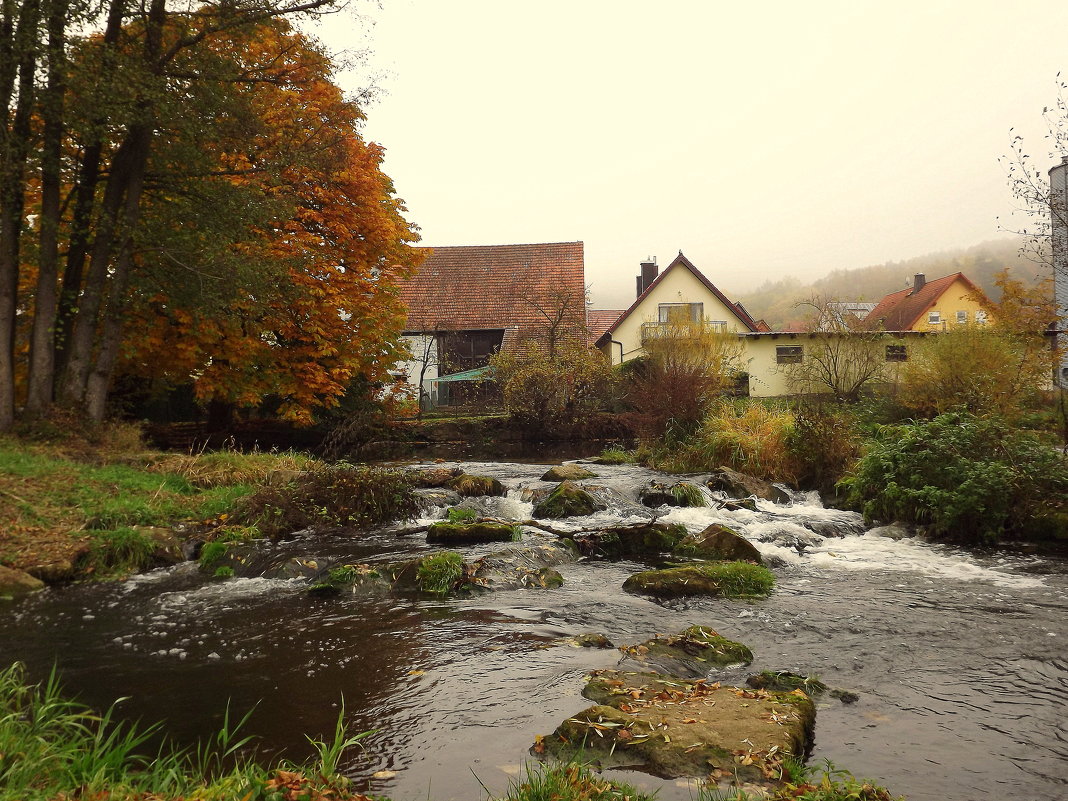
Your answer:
886;344;907;362
956;310;968;324
975;309;988;325
776;345;803;364
658;302;703;323
928;310;941;325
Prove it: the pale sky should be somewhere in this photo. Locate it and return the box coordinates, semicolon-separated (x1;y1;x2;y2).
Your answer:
309;1;1068;309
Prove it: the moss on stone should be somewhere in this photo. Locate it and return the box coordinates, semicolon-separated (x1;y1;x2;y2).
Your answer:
426;521;516;544
532;480;606;519
622;561;775;599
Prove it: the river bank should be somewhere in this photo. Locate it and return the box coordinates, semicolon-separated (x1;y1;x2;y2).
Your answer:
3;451;1067;800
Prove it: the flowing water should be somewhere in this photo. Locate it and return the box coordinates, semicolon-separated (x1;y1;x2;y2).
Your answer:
2;461;1066;801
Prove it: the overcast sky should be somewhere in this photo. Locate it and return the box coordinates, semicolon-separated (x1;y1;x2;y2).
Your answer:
310;1;1067;309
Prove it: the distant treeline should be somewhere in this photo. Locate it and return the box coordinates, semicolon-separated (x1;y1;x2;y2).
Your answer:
734;239;1051;330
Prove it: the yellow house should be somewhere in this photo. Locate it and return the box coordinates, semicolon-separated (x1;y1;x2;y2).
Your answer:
865;272;992;331
593;252;763;365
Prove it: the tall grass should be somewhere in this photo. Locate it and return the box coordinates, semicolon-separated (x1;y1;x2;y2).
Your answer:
0;662;374;801
655;400;799;482
498;761;656;801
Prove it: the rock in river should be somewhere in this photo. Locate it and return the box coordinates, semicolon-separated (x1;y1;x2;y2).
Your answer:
538;668;815;781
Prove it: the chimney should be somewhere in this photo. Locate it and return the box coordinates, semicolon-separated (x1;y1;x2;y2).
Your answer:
637;256;658;297
912;273;925;294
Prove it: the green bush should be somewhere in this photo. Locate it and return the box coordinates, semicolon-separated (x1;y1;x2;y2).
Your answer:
785;404;861;493
237;464;417;538
841;412;1068;542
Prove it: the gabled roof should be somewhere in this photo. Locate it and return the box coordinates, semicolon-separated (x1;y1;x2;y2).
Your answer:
399;242;585;334
864;272;984;330
595;252;758;346
587;309;625;343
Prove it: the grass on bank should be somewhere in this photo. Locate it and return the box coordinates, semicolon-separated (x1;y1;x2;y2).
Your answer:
0;425;320;577
0;662;373;801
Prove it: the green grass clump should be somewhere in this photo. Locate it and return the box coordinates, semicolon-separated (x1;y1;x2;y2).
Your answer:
699;561;775;598
446;506;478;523
416;552;464;594
596;445;634;465
670;482;707;507
198;541;230;571
213;566;235;579
85;527;158;577
499;761;656;801
0;662;374;801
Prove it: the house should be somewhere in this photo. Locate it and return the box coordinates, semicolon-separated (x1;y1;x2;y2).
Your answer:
396;241;586;406
864;272;991;331
593;252;766;366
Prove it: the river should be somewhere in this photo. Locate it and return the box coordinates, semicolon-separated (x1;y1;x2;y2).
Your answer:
1;460;1066;801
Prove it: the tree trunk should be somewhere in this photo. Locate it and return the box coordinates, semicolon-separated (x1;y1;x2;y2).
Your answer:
24;0;70;417
53;0;125;387
0;0;42;430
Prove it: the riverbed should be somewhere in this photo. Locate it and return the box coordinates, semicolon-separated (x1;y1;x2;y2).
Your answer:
1;460;1066;801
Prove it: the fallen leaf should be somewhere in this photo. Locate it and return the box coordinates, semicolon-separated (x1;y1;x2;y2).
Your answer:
372;770;397;779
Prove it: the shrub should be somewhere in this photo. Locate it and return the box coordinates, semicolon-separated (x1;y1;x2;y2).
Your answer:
490;341;616;430
655;400;798;483
841;412;1068;542
785;403;861;492
625;324;744;438
237;464;417;538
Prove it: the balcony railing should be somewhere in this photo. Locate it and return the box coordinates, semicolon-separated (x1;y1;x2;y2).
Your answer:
640;320;728;343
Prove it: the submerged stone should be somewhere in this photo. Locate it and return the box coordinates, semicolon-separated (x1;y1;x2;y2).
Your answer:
532;480;606;519
426;521;515;544
570;522;689;558
618;625;753;676
541;464;597;481
676;523;763;564
622;562;775;599
467;542;576;591
308;563;386;596
539;669;815;781
707;466;791;504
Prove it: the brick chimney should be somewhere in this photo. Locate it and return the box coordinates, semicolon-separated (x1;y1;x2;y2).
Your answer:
637;256;658;297
912;273;925;294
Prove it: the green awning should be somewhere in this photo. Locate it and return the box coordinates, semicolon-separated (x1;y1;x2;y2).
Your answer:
430;366;493;383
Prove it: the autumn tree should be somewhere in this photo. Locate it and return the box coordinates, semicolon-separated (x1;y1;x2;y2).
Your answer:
1;1;423;429
781;296;894;402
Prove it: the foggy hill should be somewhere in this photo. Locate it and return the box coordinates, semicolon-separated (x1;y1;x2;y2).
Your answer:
732;238;1052;330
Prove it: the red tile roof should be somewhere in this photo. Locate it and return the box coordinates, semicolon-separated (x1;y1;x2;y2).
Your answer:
399;242;586;337
864;272;983;330
595;252;758;346
587;309;624;343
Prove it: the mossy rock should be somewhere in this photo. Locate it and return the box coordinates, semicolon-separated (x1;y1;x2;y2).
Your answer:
427;521;515;544
675;523;763;564
638;481;707;508
388;552;467;594
539;669;815;781
541;464;597;481
411;466;463;488
308;563;386;596
622;562;775;599
0;565;45;598
571;522;689;558
618;625;753;676
445;473;505;497
532;480;607;519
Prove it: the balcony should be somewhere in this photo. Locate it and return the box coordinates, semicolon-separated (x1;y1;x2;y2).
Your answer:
640;320;728;344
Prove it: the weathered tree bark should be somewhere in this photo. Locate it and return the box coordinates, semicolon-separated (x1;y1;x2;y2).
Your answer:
0;0;42;430
53;0;125;390
24;0;71;417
